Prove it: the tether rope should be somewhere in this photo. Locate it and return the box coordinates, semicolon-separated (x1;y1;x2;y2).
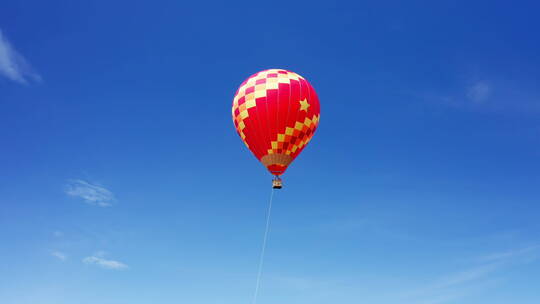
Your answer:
252;187;275;304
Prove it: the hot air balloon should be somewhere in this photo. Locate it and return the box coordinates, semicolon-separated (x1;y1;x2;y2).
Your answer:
232;69;320;188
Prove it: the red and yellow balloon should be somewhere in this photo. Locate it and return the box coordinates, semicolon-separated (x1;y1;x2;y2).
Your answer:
232;69;320;176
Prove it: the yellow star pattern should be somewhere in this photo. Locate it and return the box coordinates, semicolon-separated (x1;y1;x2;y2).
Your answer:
299;99;310;112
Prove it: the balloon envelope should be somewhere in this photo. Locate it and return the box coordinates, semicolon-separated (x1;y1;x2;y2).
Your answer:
232;69;320;175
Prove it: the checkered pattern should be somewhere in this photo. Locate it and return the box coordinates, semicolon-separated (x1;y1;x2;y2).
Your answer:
268;114;320;155
232;69;320;176
232;69;304;146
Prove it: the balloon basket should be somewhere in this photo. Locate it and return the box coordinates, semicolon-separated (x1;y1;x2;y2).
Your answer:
272;176;283;189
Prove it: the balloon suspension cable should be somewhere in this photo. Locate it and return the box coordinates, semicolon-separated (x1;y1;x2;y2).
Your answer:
252;187;275;304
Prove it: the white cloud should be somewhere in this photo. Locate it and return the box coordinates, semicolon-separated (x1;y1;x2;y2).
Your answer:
432;263;499;290
404;245;540;304
53;230;64;238
65;179;115;207
83;252;128;270
273;275;321;290
51;251;67;261
423;77;540;113
467;81;491;103
0;29;41;84
477;245;540;263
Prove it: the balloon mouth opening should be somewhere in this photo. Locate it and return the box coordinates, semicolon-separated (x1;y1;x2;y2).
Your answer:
267;165;287;176
261;153;293;176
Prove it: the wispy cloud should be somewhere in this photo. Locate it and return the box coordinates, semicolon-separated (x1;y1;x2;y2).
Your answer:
51;251;67;261
319;217;418;242
65;179;115;207
430;80;492;108
404;245;540;304
476;244;540;263
425;78;540;113
467;81;491;103
430;263;499;290
83;252;128;270
0;29;41;84
273;275;327;291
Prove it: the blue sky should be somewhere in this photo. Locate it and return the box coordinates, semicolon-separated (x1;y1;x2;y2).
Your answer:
1;1;540;303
